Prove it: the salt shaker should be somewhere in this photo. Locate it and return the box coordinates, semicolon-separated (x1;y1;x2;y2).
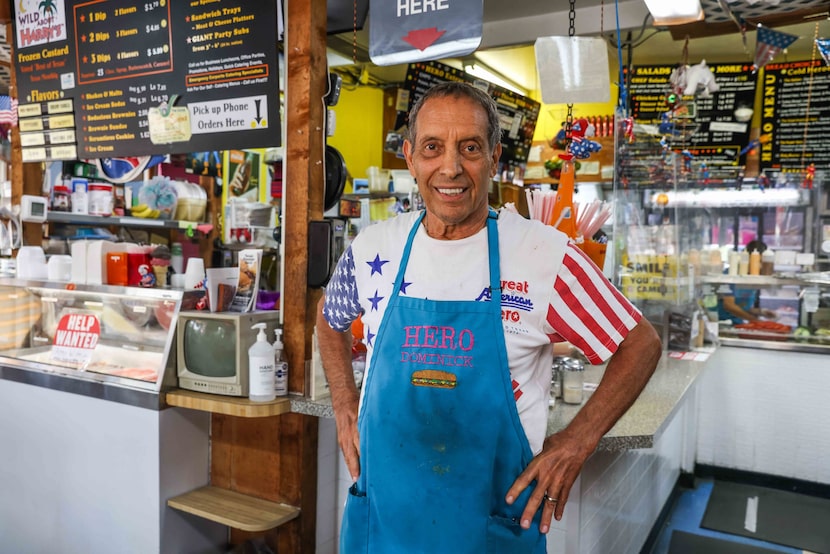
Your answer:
561;357;585;405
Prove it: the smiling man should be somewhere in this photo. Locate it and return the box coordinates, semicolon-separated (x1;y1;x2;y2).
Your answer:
316;81;661;553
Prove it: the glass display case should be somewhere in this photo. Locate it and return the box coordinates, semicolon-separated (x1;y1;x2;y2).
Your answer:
612;132;828;352
0;278;191;398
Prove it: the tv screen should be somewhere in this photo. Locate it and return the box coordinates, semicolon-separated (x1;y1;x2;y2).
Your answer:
183;319;236;378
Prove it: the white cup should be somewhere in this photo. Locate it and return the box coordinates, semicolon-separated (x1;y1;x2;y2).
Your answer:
170;273;186;289
47;255;73;281
16;246;47;279
183;257;206;290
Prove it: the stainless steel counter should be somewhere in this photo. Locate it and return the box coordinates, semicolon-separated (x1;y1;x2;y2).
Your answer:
290;350;710;452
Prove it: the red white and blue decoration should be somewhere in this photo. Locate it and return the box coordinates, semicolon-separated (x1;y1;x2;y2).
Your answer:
753;24;799;72
818;38;830;67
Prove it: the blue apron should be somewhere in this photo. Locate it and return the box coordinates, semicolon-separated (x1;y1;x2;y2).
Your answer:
341;210;546;553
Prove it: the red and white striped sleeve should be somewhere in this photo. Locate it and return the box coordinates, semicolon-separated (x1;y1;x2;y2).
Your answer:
546;242;641;364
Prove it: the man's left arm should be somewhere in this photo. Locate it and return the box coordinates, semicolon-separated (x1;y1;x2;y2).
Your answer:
507;318;660;530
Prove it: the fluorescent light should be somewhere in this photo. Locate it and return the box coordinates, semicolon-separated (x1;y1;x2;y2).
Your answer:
644;0;704;25
464;63;527;96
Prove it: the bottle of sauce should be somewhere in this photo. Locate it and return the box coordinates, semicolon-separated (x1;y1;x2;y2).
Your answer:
761;250;775;276
749;250;761;276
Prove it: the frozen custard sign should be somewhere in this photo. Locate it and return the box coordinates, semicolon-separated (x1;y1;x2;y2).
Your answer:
15;0;68;48
52;313;100;365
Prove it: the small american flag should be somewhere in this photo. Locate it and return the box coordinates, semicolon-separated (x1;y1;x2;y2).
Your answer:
753;25;799;71
0;95;18;126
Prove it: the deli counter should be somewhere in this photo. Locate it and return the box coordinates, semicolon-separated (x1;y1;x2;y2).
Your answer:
0;277;226;552
0;277;187;408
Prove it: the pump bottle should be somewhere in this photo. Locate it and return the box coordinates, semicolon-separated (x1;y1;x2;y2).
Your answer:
248;323;275;402
273;328;288;396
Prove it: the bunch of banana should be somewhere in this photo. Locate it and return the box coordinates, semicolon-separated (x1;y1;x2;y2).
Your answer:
131;204;161;218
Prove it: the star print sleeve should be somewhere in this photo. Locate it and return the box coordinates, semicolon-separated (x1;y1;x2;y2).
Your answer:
323;246;363;332
545;243;641;364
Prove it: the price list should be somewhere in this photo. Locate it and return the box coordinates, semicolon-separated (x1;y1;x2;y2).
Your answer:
394;60;540;167
627;63;757;167
758;60;830;171
12;0;280;160
75;3;172;85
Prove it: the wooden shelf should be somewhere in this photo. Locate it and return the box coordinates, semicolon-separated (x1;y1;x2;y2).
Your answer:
167;486;300;532
166;389;290;418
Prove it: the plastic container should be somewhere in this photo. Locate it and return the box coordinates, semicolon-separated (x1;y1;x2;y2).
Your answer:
249;323;276;402
88;182;114;216
52;185;71;212
273;328;288;397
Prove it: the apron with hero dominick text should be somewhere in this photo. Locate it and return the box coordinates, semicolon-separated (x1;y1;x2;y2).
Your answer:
340;209;547;553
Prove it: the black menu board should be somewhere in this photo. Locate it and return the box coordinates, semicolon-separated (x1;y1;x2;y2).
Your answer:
12;0;280;160
394;60;540;168
626;63;757;169
759;60;830;172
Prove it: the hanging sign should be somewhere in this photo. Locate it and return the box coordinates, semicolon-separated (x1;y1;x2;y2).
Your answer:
758;60;830;172
370;0;483;66
11;0;281;160
52;313;101;366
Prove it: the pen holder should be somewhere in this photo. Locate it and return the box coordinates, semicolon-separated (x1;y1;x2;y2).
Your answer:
576;239;607;269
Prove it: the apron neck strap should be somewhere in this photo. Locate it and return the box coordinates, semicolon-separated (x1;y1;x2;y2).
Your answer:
391;209;502;309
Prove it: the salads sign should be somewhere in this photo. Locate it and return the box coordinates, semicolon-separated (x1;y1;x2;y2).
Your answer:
52;313;100;366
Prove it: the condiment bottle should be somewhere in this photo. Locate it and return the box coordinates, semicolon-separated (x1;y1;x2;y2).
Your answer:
738;251;750;276
728;251;740;276
749;250;761;276
761;250;775;275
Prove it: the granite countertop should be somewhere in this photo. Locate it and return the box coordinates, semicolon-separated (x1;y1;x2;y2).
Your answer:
290;352;709;452
548;353;708;451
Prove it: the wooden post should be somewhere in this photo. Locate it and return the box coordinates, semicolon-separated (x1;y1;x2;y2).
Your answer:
211;0;326;551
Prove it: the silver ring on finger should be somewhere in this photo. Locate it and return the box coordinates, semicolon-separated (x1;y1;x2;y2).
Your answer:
543;493;558;504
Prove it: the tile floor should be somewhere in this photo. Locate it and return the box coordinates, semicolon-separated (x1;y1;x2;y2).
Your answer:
645;478;803;554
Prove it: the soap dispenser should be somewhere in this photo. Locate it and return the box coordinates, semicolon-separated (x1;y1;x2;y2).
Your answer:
248;323;275;402
273;328;288;397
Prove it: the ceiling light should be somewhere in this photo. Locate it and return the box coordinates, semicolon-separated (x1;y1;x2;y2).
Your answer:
463;63;527;96
644;0;704;26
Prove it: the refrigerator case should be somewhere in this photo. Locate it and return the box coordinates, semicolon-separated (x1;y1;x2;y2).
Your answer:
0;278;188;394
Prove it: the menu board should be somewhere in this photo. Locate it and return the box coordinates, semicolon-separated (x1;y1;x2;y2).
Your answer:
393;60;540;169
627;63;757;169
12;0;280;160
758;60;830;172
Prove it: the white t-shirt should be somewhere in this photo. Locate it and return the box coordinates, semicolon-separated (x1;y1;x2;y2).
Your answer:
324;210;640;453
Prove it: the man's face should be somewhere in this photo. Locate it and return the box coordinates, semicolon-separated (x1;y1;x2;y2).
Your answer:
403;95;501;239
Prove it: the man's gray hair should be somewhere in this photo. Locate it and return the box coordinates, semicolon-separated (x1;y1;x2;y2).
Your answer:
407;81;502;153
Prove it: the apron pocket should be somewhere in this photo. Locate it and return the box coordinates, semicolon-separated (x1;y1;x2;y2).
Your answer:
340;484;369;554
486;514;542;554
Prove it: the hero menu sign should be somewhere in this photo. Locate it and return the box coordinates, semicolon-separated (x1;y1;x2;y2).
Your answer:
758;60;830;172
12;0;280;160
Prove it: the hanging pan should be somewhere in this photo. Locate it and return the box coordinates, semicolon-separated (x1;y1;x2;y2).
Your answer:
324;144;347;212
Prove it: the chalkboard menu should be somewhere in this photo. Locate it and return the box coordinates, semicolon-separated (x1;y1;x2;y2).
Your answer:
626;63;757;169
759;60;830;172
12;0;280;161
394;60;540;168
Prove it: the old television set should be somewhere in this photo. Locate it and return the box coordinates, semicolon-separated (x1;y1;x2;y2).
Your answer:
176;310;280;397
